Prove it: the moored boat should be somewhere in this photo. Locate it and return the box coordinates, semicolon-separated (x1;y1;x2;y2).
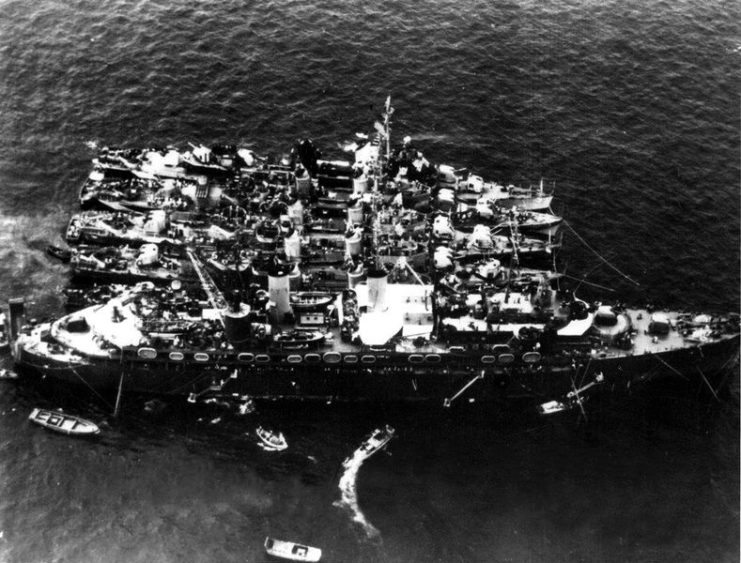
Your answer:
0;368;18;379
438;167;555;211
256;426;288;451
359;425;395;456
28;408;100;436
70;244;194;285
46;245;73;263
264;537;321;562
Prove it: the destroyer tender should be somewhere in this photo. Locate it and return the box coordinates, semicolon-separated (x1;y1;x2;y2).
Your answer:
12;100;740;405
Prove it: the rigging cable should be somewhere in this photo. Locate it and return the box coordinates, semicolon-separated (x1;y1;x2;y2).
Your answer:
651;353;689;381
69;365;116;410
561;220;640;287
562;273;616;293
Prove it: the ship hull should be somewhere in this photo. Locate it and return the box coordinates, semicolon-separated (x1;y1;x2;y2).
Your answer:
71;266;192;285
494;195;553;211
14;334;738;404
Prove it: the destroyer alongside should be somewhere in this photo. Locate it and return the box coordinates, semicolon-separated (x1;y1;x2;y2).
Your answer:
11;100;739;406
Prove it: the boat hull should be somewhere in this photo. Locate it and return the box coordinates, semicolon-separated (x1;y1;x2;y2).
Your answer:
71;265;193;285
14;334;739;404
28;408;100;436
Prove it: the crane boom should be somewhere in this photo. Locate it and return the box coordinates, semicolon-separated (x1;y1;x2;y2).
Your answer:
186;248;228;327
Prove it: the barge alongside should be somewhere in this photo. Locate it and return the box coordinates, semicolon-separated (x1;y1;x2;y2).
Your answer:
11;100;739;406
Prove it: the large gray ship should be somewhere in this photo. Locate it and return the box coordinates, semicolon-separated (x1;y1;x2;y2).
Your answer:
12;100;740;407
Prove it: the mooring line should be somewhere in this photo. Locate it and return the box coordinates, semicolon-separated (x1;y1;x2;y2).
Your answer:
652;354;689;381
562;220;640;286
696;367;720;403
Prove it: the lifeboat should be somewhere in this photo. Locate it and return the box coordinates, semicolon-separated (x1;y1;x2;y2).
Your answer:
289;292;335;310
256;426;288;451
273;330;325;350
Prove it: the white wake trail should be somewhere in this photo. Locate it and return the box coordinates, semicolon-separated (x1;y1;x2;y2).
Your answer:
334;446;380;539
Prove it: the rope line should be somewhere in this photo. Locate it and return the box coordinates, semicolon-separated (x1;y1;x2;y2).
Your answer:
652;354;689;381
696;367;720;403
68;365;116;409
167;370;217;395
562;274;617;293
562;220;640;286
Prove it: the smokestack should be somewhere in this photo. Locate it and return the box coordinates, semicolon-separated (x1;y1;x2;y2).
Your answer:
344;227;362;258
294;167;311;198
288;198;304;227
223;303;251;343
288;263;302;291
347;201;364;225
367;268;388;312
347;263;366;289
268;264;292;323
284;229;301;260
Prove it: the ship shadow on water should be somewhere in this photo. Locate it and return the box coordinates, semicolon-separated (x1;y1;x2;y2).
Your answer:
3;362;738;562
10;361;739;440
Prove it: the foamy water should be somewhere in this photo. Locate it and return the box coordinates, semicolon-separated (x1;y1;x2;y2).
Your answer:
334;445;382;539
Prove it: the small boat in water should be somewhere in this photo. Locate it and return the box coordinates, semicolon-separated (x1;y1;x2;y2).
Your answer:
0;368;18;380
264;537;322;562
28;408;100;436
256;426;288;451
359;425;395;456
46;245;73;263
537;399;572;415
237;395;256;415
538;373;605;416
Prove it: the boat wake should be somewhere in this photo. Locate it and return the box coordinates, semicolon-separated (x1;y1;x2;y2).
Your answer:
0;211;71;305
333;446;381;539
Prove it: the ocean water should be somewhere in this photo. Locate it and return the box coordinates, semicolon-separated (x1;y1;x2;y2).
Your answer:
0;0;739;561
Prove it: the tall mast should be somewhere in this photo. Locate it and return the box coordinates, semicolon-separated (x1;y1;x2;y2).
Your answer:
504;217;521;303
384;96;392;162
508;217;521;272
371;97;393;271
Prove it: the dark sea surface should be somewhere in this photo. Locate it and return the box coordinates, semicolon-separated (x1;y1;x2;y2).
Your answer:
0;0;739;561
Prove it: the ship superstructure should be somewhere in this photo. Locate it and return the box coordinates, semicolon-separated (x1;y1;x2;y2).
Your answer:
13;100;739;405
